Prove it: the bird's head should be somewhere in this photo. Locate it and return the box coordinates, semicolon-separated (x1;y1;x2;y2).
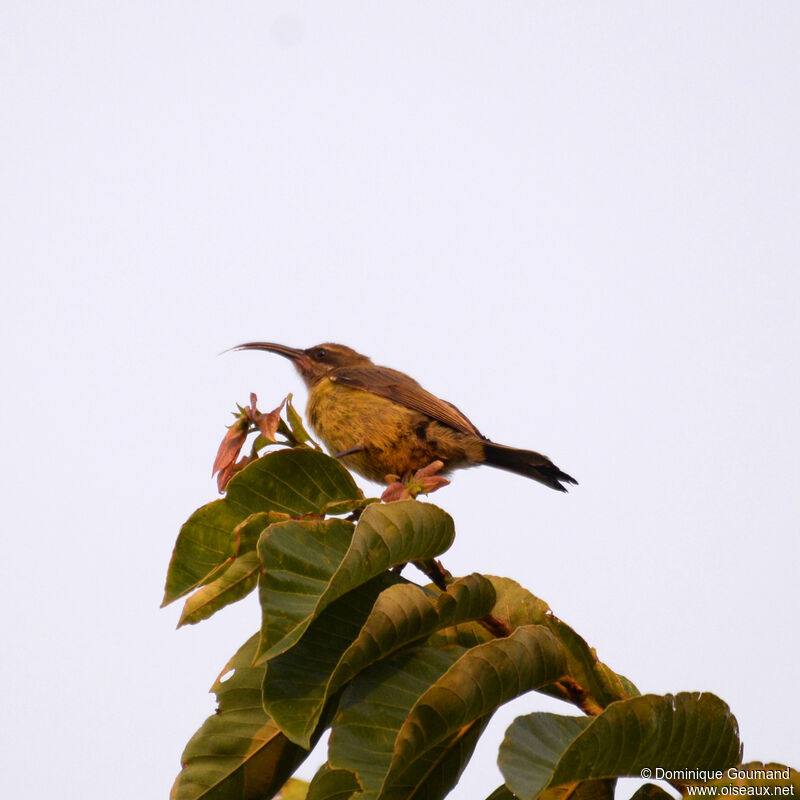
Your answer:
232;342;373;385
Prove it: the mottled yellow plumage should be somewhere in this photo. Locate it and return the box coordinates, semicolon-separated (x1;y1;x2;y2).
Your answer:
307;377;484;481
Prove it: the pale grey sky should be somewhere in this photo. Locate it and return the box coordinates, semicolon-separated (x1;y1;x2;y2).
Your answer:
2;3;798;798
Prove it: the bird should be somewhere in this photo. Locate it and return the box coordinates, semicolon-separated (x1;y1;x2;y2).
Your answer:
233;342;577;492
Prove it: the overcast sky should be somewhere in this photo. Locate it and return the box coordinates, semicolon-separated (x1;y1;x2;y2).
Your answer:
2;3;798;798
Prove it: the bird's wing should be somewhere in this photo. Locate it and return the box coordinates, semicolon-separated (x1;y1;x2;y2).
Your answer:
329;366;484;438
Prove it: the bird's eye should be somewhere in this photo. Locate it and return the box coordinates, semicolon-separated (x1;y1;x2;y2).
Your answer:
315;348;328;360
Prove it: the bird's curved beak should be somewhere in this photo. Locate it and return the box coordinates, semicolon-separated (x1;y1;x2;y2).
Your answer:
231;342;314;380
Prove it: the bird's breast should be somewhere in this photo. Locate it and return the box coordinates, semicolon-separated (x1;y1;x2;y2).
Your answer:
305;378;481;482
306;378;415;459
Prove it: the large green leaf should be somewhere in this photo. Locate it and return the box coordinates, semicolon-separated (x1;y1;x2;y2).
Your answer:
285;393;316;446
392;714;492;800
225;447;361;518
423;578;539;658
498;693;742;800
178;511;297;626
170;634;312;800
264;574;496;748
329;625;567;799
328;574;495;697
330;644;466;798
164;449;361;605
263;573;405;747
306;764;361;800
386;626;566;784
428;577;636;713
256;501;455;663
501;713;591;800
541;617;637;709
163;499;244;607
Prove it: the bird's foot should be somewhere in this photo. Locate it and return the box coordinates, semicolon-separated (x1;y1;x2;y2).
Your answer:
381;460;450;502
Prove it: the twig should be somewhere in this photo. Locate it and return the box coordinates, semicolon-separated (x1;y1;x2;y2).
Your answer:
551;676;604;716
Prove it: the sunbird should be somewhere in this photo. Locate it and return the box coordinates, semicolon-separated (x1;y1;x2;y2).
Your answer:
234;342;577;492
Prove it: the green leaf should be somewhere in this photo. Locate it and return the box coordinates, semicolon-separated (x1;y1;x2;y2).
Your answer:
498;693;742;800
429;577;636;712
306;764;362;800
386;626;567;784
263;574;496;747
397;714;493;800
330;644;466;798
345;502;456;581
286;394;317;446
256;501;455;663
177;497;382;627
426;621;492;650
542;616;638;708
170;634;312;800
163;449;362;606
178;550;262;626
330;625;567;799
425;576;544;652
500;712;591;800
263;573;404;747
177;511;297;626
256;517;355;661
436;573;498;626
163;499;243;608
327;574;496;706
232;511;292;556
225;447;361;518
488;577;550;628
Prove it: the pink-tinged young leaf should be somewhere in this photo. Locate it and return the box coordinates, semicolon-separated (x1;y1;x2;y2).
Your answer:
213;418;250;491
381;461;450;501
381;481;410;502
254;397;286;442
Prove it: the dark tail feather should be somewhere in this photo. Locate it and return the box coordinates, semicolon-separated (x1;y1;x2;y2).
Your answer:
482;442;578;492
